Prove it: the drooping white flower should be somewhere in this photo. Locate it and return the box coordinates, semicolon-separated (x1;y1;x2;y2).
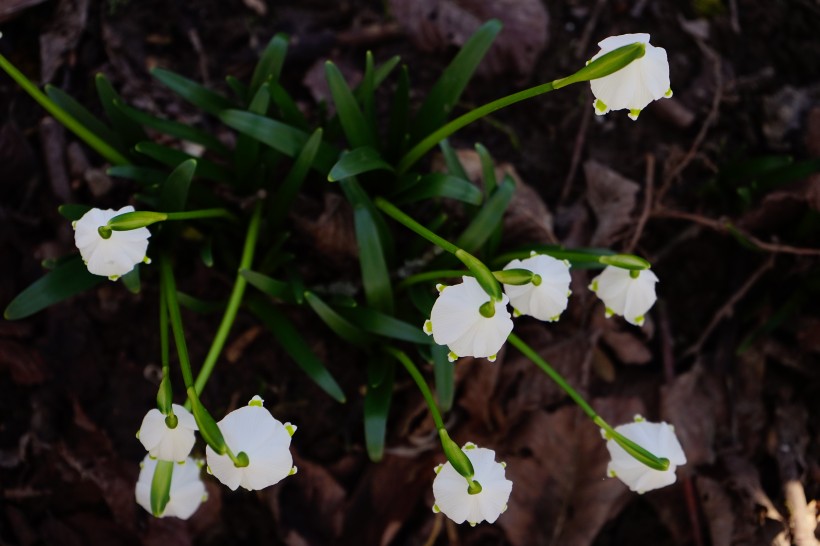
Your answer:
205;395;296;491
424;276;513;362
135;455;207;519
589;266;658;326
432;443;513;526
604;416;687;493
137;404;198;462
503;255;571;322
589;33;671;120
73;206;151;279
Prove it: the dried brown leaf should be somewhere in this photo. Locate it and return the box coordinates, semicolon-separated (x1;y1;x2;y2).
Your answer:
291;193;358;269
592;310;653;366
584;160;640;246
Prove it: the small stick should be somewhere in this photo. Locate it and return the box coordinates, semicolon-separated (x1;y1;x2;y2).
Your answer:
560;101;592;203
625;153;655;253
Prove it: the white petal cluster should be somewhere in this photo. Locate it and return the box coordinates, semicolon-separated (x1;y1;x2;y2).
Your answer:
138;404;198;462
503;255;571;322
589;266;658;326
135;455;207;519
425;276;513;362
432;444;512;526
73;206;151;279
604;416;687;493
205;396;296;491
589;33;671;120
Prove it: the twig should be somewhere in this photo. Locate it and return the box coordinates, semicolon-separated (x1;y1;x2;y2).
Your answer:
685;255;775;357
422;513;444;546
784;480;820;546
560;100;592;203
625;153;655;253
654;208;820;256
683;477;705;546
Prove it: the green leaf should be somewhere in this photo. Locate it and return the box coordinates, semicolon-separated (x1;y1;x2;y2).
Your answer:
250;33;289;98
116;100;230;155
121;265;141;294
58;203;92;221
353;205;394;314
136;142;230;183
240;269;295;303
411;19;502;140
328;146;394;182
270;128;323;227
456;175;515;252
160;158;197;212
225;75;248;104
248;299;346;403
219;110;337;173
359;51;377;130
95;73;148;147
4;255;103;320
440;139;470;181
372;55;401;87
269;82;310;130
392;173;483;206
304;291;373;347
151;67;234;116
432;344;454;412
149;460;174;517
45;85;122;150
364;357;394;461
234;84;271;178
336;306;431;344
475;143;496;195
325;61;376;148
339;178;395;267
107;165;167;185
176;291;225;313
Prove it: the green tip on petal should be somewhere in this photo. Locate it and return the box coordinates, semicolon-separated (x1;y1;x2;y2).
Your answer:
136;430;140;439
605;307;615;318
628;108;642;121
609;469;617;478
143;256;152;265
434;464;444;474
288;466;298;476
71;221;77;229
249;395;264;407
108;275;120;281
432;504;441;514
435;283;445;293
447;351;458;362
500;461;507;468
590;280;599;292
463;442;477;450
513;308;521;318
423;320;433;335
487;354;497;363
594;98;608;114
664;88;673;98
469;521;477;527
549;314;561;322
633;414;645;422
285;423;297;436
634;315;645;326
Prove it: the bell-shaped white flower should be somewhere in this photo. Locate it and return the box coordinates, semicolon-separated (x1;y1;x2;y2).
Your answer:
432;443;513;526
589;33;671;120
503;255;571;322
589;266;658;326
137;404;198;462
424;276;513;362
205;395;296;491
73;206;151;279
604;416;687;493
135;455;207;519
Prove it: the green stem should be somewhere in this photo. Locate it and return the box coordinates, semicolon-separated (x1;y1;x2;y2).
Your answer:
156;281;173;415
0;54;130;166
374;197;459;254
159;257;195;389
192;201;264;394
398;269;468;289
384;346;445;431
165;208;238;222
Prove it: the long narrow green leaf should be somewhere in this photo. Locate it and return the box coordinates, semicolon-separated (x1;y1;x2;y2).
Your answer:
336;306;431;344
250;33;289;98
475;143;497;196
136;142;230;183
364;357;394;461
411;19;502;140
219;110;337;173
107;165;166;185
45;85;121;149
225;75;248;104
160;158;197;212
151;67;234;116
325;61;375;149
95;74;148;146
353;205;394;314
304;291;373;347
359;51;377;130
177;291;225;313
339;178;395;267
440;139;470;180
234;84;271;177
240;269;294;303
4;256;102;320
269;82;310;130
328;146;393;182
456;175;515;252
392;173;483;206
248;299;346;403
270;128;323;227
373;55;401;87
432;344;454;412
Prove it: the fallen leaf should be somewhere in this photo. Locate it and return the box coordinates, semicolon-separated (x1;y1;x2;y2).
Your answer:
291;193;359;270
584;160;640;246
592;310;653;366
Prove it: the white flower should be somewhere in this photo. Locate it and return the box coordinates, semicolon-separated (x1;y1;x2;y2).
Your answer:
503;255;571;322
589;33;671;120
432;443;512;526
137;404;198;462
205;396;296;491
589;266;658;326
73;206;151;279
424;276;513;362
135;455;207;519
604;416;687;493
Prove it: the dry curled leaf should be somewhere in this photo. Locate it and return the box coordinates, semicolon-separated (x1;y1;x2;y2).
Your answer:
584;160;640;246
389;0;548;78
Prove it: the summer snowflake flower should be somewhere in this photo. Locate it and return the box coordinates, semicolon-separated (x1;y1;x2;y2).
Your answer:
424;276;513;362
589;266;658;326
135;455;207;519
502;254;571;322
589;33;671;120
73;206;151;279
604;416;687;493
137;404;198;462
205;395;297;491
432;443;513;526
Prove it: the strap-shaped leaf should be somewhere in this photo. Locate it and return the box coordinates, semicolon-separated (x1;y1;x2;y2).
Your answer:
234;84;271;178
136;142;230;183
372;55;401;87
439;139;470;181
95;73;148;147
58;203;92;221
475;143;497;196
269;82;310;130
240;269;295;303
151;67;234;116
225;75;248;104
159;158;197;212
411;19;502;140
219;110;337;173
250;33;288;98
364;356;394;461
339;177;394;269
456;174;515;252
325;61;376;149
4;255;102;320
336;306;431;344
108;165;167;185
432;344;454;412
328;146;393;182
270;128;323;227
248;299;346;403
353;204;394;314
45;84;122;150
176;291;225;313
359;51;377;130
304;291;373;347
392;173;483;206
